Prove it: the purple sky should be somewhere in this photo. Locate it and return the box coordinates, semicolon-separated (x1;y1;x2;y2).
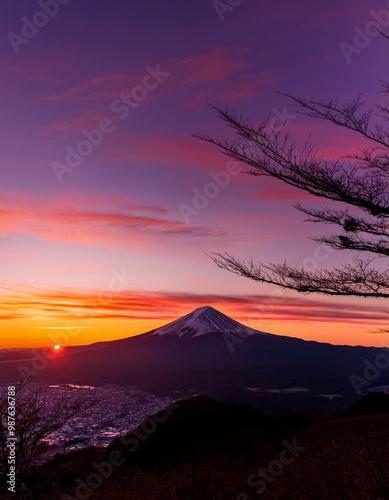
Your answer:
1;0;388;348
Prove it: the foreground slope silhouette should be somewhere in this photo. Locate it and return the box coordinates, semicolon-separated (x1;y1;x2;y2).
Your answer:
23;393;389;499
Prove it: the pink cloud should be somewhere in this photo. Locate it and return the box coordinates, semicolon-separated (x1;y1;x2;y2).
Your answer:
42;47;272;112
219;70;277;101
41;112;106;139
43;72;140;102
174;47;252;85
0;191;227;249
171;47;276;102
100;131;226;170
255;180;318;203
4;57;64;85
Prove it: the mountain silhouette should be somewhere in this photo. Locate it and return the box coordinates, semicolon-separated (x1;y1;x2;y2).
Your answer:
2;306;389;412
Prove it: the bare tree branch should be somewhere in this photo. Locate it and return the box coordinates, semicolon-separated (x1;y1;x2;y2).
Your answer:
198;76;389;301
208;253;389;298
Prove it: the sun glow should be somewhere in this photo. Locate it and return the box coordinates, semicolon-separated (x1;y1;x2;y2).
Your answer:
53;344;62;351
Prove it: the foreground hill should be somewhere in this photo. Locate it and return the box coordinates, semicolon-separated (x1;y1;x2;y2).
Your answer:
27;393;389;499
2;306;388;412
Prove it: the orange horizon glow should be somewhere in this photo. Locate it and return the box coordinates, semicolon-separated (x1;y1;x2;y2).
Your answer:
1;287;388;349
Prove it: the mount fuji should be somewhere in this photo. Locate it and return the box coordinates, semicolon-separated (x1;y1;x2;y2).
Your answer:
2;306;389;412
147;306;265;339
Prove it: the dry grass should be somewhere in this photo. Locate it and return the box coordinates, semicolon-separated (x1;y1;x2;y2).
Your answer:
28;412;389;500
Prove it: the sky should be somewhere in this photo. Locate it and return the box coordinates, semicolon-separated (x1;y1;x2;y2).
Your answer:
1;0;389;349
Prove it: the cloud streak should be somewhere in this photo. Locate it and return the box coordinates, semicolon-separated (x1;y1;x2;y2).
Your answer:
1;287;388;328
0;191;227;249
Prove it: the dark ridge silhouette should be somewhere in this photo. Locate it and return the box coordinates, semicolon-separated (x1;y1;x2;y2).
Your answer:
345;392;389;417
104;395;275;467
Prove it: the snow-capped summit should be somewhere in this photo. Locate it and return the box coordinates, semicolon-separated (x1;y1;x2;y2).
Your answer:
150;305;266;339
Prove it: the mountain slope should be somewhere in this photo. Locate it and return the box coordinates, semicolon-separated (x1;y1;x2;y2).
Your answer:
28;396;389;499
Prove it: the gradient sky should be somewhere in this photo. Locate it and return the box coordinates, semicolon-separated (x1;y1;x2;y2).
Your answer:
1;0;388;349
